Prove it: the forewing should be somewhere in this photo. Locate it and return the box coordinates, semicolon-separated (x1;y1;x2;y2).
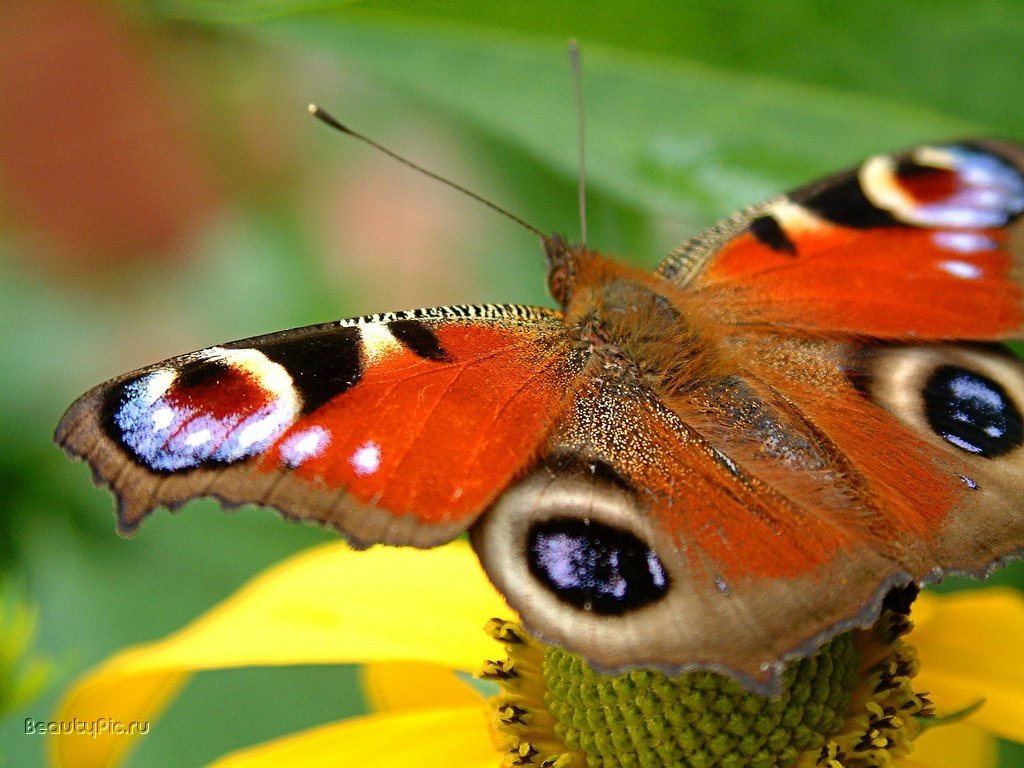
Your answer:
658;140;1024;339
56;305;578;547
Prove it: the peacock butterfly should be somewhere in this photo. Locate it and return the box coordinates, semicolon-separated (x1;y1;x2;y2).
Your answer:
55;133;1024;694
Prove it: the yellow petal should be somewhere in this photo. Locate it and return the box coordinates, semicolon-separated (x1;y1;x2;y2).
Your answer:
912;588;1024;742
207;706;498;768
49;668;187;768
361;661;482;712
51;541;508;767
901;722;997;768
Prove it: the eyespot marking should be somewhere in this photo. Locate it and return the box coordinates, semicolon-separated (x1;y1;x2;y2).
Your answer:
104;348;300;472
527;518;669;614
924;366;1023;458
859;145;1024;228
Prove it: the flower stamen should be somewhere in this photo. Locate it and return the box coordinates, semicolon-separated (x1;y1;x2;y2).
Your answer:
482;618;580;767
482;592;937;768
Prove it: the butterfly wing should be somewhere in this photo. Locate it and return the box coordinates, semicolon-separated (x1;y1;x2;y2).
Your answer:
658;140;1024;338
472;339;919;690
652;138;1024;578
473;333;1024;692
56;305;579;547
473;141;1024;692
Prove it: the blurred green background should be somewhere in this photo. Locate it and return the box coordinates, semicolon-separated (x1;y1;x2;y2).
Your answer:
1;1;1022;765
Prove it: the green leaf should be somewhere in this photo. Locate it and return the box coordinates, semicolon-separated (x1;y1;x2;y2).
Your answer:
251;21;976;230
158;0;1024;136
144;6;1011;241
131;15;977;246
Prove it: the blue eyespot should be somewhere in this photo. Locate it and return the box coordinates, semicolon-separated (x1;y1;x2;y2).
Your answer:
924;366;1022;458
527;518;668;614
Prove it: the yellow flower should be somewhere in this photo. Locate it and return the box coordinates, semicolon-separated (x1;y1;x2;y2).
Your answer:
50;541;1024;768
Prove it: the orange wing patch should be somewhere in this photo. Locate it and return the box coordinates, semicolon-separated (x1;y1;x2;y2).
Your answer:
701;225;1022;338
266;322;576;524
679;141;1024;339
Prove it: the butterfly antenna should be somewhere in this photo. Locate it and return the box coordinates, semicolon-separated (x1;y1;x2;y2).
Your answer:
308;104;546;240
568;40;587;247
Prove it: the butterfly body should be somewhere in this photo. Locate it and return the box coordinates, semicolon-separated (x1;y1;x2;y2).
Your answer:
57;139;1024;692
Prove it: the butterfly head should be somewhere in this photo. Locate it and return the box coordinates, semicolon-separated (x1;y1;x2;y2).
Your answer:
544;233;595;308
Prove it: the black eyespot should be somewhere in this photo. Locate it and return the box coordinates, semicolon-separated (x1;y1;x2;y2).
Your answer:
527;518;669;614
924;366;1023;457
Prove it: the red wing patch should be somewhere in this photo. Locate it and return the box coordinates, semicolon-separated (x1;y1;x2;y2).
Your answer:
263;322;575;524
698;224;1022;338
677;141;1024;339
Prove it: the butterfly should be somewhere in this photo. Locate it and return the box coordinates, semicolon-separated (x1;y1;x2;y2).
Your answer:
55;137;1024;694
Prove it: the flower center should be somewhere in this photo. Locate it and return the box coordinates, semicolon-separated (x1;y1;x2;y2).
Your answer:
544;635;856;768
481;591;933;768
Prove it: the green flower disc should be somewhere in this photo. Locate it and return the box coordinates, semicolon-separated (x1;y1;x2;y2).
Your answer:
543;635;860;768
